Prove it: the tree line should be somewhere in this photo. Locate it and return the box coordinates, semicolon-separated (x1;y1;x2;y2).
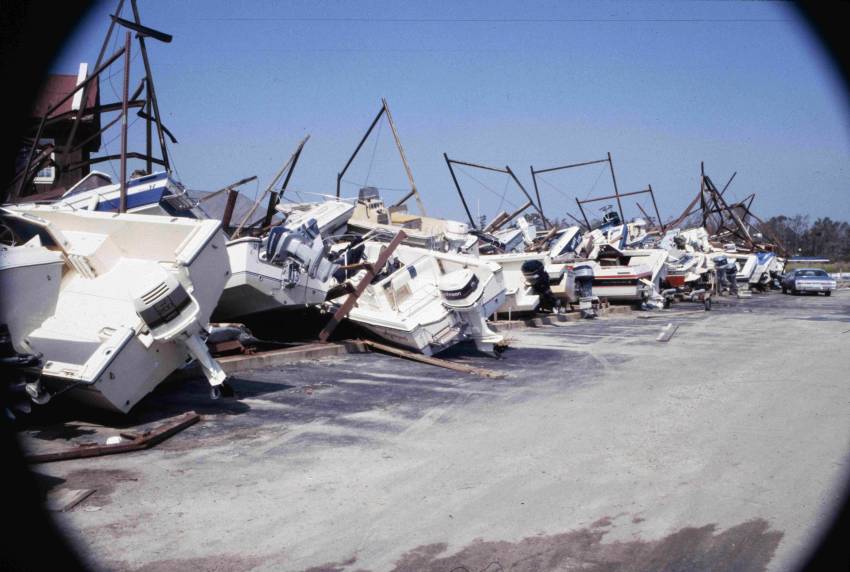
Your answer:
761;216;850;261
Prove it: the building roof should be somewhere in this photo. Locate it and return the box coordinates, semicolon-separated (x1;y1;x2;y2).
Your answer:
31;72;99;119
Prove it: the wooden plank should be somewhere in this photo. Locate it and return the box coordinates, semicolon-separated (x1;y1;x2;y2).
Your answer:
47;488;96;512
359;339;506;379
26;411;200;464
318;230;407;342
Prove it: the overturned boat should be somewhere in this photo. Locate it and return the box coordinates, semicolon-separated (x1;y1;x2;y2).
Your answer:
215;200;353;320
0;205;230;413
334;241;506;355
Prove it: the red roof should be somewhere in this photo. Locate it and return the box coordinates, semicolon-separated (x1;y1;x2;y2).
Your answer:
31;72;99;118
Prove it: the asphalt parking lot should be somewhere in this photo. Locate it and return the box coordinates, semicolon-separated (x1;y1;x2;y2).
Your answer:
20;289;850;571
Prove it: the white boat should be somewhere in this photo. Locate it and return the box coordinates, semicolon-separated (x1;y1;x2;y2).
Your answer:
483;252;575;315
0;205;230;413
215;201;353;319
659;227;714;291
346;187;475;252
52;170;204;218
589;245;669;303
337;242;506;355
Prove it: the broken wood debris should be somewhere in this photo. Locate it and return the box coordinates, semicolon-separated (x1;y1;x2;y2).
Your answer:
46;488;96;512
25;411;200;464
656;323;680;342
357;339;506;379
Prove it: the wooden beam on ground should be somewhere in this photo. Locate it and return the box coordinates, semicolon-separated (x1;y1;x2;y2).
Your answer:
47;489;96;512
318;230;407;342
26;411;200;464
358;339;506;379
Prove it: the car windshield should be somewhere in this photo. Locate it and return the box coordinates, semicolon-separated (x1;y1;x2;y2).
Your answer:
797;270;829;277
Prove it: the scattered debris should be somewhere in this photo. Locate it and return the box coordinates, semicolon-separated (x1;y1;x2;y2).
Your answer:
656;323;680;342
26;411;200;464
359;339;506;379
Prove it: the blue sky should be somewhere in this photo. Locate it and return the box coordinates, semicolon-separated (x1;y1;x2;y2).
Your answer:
50;0;850;224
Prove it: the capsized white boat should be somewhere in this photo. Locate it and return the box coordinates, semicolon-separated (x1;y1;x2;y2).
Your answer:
335;241;506;355
0;205;230;413
51;170;204;218
215;201;353;320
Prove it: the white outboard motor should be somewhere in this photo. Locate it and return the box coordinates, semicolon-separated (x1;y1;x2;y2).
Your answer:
573;264;597;318
438;269;504;355
443;219;472;252
265;218;339;287
132;267;229;397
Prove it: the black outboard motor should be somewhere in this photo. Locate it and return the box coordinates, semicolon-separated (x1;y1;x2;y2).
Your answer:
600;210;622;229
573;264;597;318
521;259;558;312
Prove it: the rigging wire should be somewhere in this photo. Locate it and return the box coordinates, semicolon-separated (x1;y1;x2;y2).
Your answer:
455;165;520;211
362;116;383;187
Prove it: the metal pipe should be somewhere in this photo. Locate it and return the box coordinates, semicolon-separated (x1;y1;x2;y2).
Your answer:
577;188;654;204
648;184;664;232
62;0;126;156
576;198;591;229
261;136;309;229
145;79;152;174
130;0;171;170
530;165;546;228
607;152;623;221
337;104;385;197
532;158;608;175
506;165;549;228
445;158;508;174
119;31;131;213
444;153;476;228
383;98;425;214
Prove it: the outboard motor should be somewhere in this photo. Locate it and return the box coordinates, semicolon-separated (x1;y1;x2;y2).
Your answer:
600;210;621;228
712;255;738;296
521;259;558;312
573;264;597;318
132;267;231;398
265;218;339;286
438;269;504;355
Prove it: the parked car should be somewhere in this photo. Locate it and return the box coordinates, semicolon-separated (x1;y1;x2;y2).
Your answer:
781;268;837;296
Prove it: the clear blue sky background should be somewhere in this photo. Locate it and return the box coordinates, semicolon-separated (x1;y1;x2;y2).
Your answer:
50;0;849;225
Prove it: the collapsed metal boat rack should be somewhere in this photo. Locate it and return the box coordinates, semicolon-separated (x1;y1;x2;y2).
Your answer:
529;152;664;233
667;162;787;256
335;98;426;215
443;154;549;231
8;0;173;210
